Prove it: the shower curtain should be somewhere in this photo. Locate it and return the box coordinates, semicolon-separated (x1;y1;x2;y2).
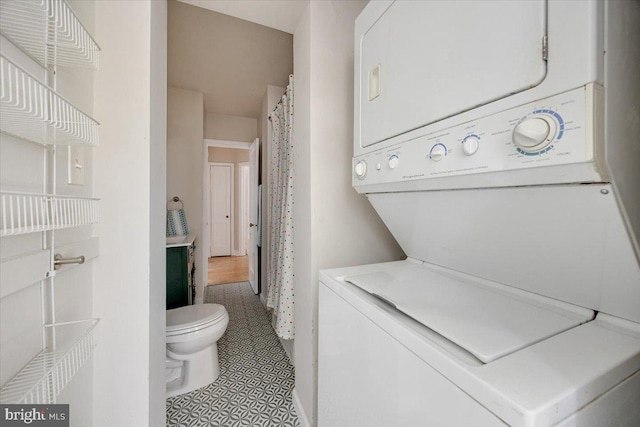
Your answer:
267;75;295;340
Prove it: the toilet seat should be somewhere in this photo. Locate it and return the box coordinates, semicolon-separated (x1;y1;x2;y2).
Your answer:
166;304;227;336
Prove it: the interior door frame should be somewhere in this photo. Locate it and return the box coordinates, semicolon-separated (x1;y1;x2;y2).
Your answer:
202;139;253;297
247;139;259;294
238;162;250;256
209;162;234;257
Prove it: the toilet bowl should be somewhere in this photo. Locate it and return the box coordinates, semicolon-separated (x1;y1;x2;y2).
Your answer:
166;303;229;397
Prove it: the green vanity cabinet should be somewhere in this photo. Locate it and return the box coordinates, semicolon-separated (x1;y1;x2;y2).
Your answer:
166;236;195;310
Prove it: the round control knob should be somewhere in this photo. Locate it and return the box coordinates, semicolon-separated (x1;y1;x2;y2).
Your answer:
388;155;399;169
461;136;479;156
354;160;367;179
430;145;447;161
513;116;557;153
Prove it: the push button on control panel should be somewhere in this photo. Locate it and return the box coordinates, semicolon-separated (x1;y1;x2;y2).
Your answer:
354;160;367;179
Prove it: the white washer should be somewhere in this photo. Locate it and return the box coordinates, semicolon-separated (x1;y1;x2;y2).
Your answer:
319;260;640;427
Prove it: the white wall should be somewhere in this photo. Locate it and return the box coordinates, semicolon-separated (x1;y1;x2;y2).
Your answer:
93;1;166;425
205;113;258;142
604;0;640;259
292;7;313;423
292;1;405;425
149;1;168;423
167;86;205;302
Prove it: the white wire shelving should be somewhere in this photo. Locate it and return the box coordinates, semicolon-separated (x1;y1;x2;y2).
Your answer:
0;319;99;404
0;191;99;237
1;0;101;407
0;54;100;146
0;0;100;69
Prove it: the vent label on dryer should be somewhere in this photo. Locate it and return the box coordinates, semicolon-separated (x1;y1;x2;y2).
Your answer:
369;64;381;101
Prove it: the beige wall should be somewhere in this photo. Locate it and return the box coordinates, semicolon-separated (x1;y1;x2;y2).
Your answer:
167;86;205;302
208;147;249;164
208;147;250;255
292;1;405;424
168;0;293;118
205;113;257;142
168;0;290;304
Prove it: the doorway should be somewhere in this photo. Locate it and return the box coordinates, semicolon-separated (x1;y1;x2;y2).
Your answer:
209;163;233;257
204;139;259;293
208;255;249;285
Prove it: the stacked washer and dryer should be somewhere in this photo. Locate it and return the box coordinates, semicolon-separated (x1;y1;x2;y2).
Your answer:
318;1;640;426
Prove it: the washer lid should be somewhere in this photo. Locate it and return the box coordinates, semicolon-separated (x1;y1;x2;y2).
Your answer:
166;304;226;333
345;263;594;363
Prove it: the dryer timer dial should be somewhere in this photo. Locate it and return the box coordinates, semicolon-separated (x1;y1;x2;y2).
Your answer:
388;155;400;169
513;115;557;153
461;136;479;156
429;144;447;161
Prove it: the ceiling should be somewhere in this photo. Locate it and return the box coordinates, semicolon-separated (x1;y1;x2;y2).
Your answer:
169;0;295;118
177;0;307;34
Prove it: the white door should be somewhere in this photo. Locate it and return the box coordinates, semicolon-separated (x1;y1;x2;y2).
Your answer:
210;164;232;257
248;138;259;294
241;164;250;255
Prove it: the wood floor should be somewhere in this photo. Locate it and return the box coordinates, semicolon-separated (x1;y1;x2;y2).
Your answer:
208;255;249;285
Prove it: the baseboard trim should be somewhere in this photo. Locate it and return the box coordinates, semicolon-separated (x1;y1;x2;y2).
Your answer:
231;250;244;256
279;337;295;365
292;388;312;427
259;292;267;307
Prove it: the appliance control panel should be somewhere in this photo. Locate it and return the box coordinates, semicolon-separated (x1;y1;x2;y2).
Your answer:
353;86;599;187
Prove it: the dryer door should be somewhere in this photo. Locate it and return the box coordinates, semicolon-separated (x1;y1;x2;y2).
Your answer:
358;0;547;148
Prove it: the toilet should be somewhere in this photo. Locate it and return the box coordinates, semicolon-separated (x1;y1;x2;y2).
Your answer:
166;303;229;397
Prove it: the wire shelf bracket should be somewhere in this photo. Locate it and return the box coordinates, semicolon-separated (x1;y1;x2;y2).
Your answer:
0;0;100;69
0;54;100;146
0;319;99;404
1;191;99;237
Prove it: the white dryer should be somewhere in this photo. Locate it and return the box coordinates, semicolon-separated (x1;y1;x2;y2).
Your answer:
318;1;640;426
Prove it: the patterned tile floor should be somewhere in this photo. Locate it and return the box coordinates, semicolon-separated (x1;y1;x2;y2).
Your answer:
166;282;300;427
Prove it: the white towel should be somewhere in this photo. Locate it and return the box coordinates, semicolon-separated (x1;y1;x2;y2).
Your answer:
167;208;189;236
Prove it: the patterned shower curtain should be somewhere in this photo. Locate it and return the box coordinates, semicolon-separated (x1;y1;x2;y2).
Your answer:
267;75;294;340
